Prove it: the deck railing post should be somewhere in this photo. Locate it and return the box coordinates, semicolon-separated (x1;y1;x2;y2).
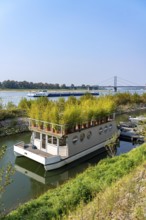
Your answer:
57;138;59;155
40;133;42;149
46;135;48;148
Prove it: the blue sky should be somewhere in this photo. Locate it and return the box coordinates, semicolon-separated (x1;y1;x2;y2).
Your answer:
0;0;146;86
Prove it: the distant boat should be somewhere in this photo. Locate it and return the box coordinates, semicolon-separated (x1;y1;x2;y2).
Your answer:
129;116;146;124
27;90;48;97
27;91;99;98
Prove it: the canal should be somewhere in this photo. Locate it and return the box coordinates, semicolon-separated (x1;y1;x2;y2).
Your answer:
0;133;137;214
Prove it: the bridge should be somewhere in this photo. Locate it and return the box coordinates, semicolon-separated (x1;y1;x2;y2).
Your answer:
98;76;146;92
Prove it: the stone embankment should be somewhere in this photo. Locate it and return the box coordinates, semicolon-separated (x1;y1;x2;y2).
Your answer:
0;117;29;137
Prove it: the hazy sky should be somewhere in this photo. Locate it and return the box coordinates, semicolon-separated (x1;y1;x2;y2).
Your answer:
0;0;146;86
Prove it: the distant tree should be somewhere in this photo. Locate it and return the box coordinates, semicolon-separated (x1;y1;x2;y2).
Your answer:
81;84;86;89
60;84;67;89
70;84;75;90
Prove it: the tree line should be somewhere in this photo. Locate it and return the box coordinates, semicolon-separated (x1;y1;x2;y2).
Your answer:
0;80;99;90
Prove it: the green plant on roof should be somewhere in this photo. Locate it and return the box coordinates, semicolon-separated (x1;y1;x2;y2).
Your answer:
27;95;115;131
61;105;82;131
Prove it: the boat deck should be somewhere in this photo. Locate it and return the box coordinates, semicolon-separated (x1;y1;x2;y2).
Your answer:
17;143;52;158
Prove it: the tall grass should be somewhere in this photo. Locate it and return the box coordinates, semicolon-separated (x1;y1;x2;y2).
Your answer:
66;161;146;219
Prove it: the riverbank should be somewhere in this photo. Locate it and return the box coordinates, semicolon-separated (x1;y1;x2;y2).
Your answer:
2;143;146;220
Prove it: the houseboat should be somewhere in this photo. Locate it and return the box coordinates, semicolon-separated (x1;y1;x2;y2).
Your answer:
14;114;118;171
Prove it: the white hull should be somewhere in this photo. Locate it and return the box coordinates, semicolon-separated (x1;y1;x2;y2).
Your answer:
44;140;107;170
14;140;107;171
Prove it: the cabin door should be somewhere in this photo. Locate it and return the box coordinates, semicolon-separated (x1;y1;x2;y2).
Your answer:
41;134;47;152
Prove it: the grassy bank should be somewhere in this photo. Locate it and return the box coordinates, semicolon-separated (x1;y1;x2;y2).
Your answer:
2;144;146;220
66;161;146;219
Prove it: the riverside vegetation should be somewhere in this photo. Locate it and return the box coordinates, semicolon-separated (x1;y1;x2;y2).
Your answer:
0;99;28;137
1;92;146;219
1;92;146;127
0;99;26;121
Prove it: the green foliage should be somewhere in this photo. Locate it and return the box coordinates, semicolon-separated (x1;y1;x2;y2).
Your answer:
5;102;17;110
113;92;146;106
79;92;96;101
66;96;78;106
131;93;141;104
0;98;3;110
105;133;119;157
18;98;32;114
141;92;146;103
27;95;116;129
62;105;81;128
114;92;132;105
3;144;146;220
0;109;26;120
16;92;146;129
0;98;26;120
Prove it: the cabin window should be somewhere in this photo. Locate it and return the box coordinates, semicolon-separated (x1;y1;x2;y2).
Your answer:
87;131;92;139
48;135;52;144
59;137;66;146
35;132;40;139
72;136;78;144
104;126;108;133
53;137;57;145
99;127;103;135
80;133;85;142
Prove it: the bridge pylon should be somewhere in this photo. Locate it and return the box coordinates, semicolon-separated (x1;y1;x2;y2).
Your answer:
114;76;117;92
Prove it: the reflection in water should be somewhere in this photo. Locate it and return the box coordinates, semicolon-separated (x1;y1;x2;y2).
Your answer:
15;150;108;186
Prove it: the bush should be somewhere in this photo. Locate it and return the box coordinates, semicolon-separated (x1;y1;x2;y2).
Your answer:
0;109;26;120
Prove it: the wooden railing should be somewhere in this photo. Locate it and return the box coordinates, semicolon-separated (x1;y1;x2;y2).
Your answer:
28;114;115;136
29;118;66;136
